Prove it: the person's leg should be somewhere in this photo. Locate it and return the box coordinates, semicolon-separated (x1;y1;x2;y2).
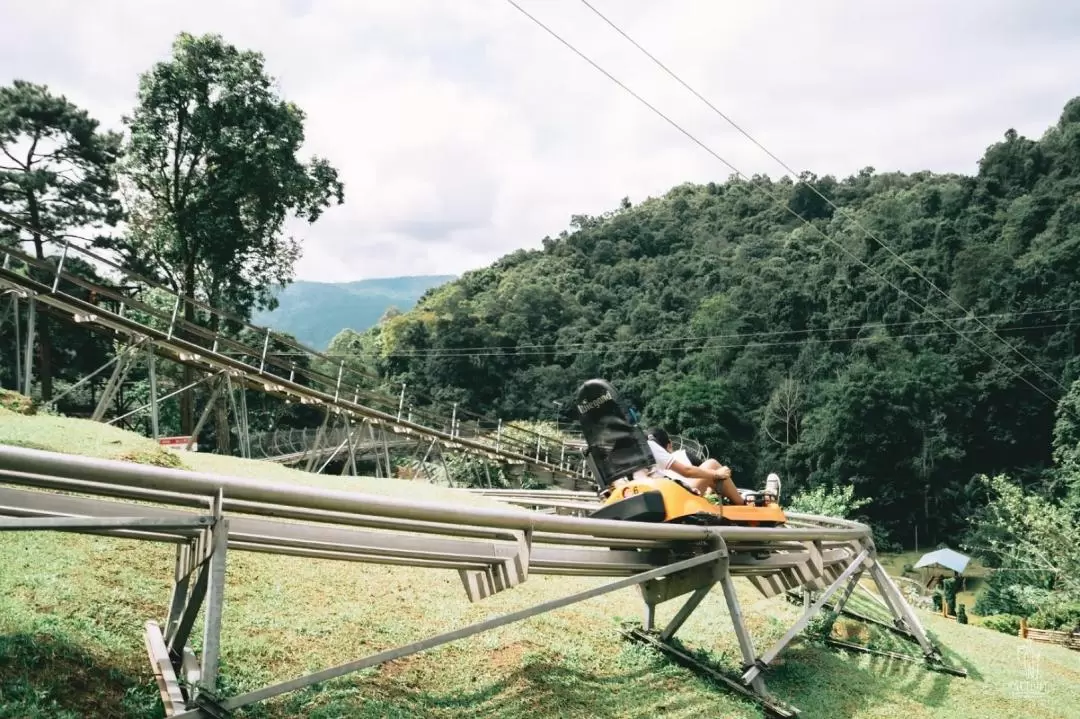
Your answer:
686;459;745;505
716;476;744;505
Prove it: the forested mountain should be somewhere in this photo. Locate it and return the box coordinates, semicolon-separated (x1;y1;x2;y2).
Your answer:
359;97;1080;548
252;275;455;349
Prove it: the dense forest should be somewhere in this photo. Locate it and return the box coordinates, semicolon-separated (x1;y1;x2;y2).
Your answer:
350;97;1080;550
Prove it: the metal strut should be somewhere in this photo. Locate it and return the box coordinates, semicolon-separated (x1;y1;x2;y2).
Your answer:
169;548;728;718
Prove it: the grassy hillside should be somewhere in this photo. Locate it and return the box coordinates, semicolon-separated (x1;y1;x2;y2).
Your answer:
2;412;1079;718
251;275;456;349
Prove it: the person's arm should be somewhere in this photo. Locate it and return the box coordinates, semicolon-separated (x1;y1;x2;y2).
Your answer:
671;461;743;505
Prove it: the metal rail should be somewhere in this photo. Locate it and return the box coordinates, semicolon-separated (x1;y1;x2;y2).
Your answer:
0;237;585;478
0;444;960;717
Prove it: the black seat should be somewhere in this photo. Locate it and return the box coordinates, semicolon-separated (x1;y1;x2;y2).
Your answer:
572;379;654;494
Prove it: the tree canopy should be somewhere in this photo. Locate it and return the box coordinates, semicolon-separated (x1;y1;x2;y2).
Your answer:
365;96;1080;547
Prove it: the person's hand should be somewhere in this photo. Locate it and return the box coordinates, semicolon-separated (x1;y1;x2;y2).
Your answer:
714;465;732;482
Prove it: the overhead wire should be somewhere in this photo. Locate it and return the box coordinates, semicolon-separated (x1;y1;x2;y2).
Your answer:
261;304;1078;357
576;0;1068;395
271;321;1073;361
501;0;1072;414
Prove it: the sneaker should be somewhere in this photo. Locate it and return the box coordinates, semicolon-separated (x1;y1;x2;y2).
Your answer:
764;472;781;501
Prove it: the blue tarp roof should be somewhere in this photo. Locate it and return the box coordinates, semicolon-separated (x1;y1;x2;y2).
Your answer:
914;548;970;574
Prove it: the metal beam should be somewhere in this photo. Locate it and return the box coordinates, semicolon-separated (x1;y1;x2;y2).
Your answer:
171;549;727;716
0;516;213;531
743;548;870;685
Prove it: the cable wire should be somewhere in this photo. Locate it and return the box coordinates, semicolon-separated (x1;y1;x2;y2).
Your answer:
577;0;1068;395
502;0;1070;414
261;305;1075;357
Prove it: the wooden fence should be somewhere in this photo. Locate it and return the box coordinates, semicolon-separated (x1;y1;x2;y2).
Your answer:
1019;619;1080;651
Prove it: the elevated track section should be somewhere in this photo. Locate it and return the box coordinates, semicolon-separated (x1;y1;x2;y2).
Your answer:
0;235;585;480
0;444;965;717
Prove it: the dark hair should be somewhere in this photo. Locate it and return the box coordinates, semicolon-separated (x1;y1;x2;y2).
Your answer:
648;427;670;448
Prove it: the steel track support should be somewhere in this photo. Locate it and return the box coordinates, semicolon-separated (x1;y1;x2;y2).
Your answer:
225;375;248;459
170;549;727;718
339;415;359;476
188;375;225;451
381;425;394;478
303;409;331;473
92;340;138;422
867;558;937;657
238;381;251;460
366;421;384;477
11;293;22;393
22;294;36;396
201;492;228;693
148;344;160;440
743;548;870;686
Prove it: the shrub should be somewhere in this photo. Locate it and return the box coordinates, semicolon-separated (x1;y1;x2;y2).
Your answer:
957;604;968;624
1029;603;1080;632
942;578;958;616
902;563;914;575
981;614;1023;636
932;592;943;612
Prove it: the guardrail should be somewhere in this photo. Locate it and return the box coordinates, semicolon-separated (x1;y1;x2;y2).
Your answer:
0;230;584;477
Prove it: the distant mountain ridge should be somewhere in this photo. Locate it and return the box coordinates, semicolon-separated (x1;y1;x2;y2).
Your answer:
252;275;456;349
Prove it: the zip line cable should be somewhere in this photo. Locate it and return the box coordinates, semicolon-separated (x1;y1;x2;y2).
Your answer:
261;305;1078;357
501;0;1071;415
271;321;1073;360
576;0;1067;395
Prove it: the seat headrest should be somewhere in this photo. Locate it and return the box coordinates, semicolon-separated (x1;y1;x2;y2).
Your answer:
573;379;654;489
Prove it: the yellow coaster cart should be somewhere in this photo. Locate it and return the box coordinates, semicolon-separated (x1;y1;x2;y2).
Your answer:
573;379;786;527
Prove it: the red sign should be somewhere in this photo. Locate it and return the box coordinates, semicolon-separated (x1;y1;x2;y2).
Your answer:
158;436;197;451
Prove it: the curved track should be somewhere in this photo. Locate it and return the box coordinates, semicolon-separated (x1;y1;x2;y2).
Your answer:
0;443;960;718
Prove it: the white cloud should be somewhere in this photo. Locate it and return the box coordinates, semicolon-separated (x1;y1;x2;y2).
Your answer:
2;0;1078;282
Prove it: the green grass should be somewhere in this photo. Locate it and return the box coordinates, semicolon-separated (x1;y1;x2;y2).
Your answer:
2;412;1080;718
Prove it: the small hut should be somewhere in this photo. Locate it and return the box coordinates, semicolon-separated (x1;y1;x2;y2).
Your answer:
914;547;971;590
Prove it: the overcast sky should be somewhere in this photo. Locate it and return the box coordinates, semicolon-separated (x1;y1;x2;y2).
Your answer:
2;0;1078;282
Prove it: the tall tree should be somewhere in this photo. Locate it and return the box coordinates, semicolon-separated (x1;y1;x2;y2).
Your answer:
116;32;345;433
0;80;123;400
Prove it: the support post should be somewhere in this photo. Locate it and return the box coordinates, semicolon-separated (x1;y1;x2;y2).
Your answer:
22;294;36;396
259;328;271;373
304;409;331;473
170;550;726;716
199;492;228;694
51;241;70;293
91;340;137;422
167;296;180;339
721;574;768;696
743;548;870;686
147;344;159;440
11;294;21;393
187;375;224;451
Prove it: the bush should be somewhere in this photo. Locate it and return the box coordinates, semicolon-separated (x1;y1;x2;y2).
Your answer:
974;568;1056;616
902;563;914;575
957;604;968;624
1029;603;1080;632
942;578;958;616
932;592;943;611
981;614;1023;636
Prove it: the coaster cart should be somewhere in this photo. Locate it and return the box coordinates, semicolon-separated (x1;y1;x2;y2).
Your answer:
573;378;786;527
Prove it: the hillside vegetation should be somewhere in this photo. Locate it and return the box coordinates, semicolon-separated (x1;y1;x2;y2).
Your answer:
362;97;1080;551
2;412;1080;719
